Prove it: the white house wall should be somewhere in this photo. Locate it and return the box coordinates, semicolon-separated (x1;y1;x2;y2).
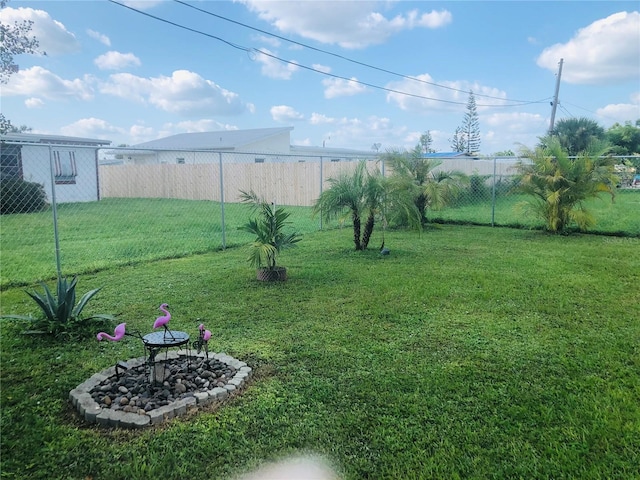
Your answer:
21;145;99;203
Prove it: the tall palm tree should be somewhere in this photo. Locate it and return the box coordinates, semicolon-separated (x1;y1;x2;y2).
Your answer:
551;117;606;156
516;137;617;233
384;148;467;225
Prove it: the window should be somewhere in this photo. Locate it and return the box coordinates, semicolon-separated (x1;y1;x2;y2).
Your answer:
176;158;185;164
53;150;77;184
254;157;265;163
0;143;23;180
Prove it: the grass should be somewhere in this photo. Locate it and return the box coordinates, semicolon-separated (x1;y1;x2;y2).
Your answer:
1;225;639;479
431;189;640;234
1;192;638;289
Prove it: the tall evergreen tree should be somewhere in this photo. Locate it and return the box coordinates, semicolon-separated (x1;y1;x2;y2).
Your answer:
461;91;481;154
418;131;434;153
450;126;465;152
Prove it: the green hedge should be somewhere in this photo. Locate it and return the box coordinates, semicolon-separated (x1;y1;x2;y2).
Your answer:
0;179;48;214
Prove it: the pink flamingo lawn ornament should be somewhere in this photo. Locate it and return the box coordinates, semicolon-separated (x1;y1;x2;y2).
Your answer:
153;303;175;339
196;323;212;358
96;322;126;342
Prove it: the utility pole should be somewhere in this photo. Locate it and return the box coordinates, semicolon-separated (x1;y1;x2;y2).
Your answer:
548;58;564;134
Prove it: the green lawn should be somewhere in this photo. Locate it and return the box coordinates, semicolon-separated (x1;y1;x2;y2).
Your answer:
1;226;639;479
1;192;638;289
431;189;640;234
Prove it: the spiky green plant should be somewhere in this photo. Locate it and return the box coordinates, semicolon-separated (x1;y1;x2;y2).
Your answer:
2;276;114;337
239;190;301;270
515;137;618;233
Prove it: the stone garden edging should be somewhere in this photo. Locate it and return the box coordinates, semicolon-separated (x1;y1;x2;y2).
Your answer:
69;351;251;428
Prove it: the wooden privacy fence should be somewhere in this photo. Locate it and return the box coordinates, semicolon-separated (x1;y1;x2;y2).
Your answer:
99;158;520;207
99;160;379;206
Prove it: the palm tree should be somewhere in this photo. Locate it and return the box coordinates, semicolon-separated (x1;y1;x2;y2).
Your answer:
383;147;466;225
313;160;417;250
550;117;606;156
239;190;301;270
516;137;617;233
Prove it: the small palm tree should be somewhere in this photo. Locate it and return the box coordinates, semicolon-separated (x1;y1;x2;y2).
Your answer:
239;190;301;270
313;160;420;250
384;147;466;225
313;161;375;250
515;137;617;233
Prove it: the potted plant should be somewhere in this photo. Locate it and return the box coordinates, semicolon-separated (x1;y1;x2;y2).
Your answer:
239;190;301;281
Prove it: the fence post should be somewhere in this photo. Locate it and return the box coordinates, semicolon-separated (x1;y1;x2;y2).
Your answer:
48;144;63;279
491;156;497;227
218;152;226;249
319;156;324;230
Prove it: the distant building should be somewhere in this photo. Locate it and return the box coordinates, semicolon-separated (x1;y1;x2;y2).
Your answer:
107;127;376;165
1;133;111;202
425;152;480;160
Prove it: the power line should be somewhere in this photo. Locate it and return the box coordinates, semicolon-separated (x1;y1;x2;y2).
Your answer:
174;0;544;105
109;0;550;108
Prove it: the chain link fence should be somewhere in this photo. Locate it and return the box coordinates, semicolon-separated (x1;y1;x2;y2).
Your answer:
1;141;638;288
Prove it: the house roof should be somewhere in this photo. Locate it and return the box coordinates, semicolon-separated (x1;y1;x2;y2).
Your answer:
425;152;478;159
129;127;294;151
0;132;111;146
290;144;377;157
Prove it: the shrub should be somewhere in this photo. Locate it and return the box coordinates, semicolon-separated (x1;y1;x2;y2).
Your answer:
0;179;48;214
515;138;617;233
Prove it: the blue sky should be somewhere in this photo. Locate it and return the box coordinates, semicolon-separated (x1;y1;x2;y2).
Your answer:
2;0;639;154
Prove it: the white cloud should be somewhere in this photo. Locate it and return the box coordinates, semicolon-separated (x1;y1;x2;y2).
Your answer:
386;74;508;113
87;29;111;46
309;113;336;125
254;34;280;48
94;51;141;70
240;1;451;49
160;120;238;134
596;93;640;125
25;97;44;108
60;117;124;140
254;48;299;79
3;66;94;100
121;1;164;9
322;77;368;99
270;105;305;122
482;112;548;152
0;6;80;55
312;64;332;74
537;11;640;84
99;70;249;116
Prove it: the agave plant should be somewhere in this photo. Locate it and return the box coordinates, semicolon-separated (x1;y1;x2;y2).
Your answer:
3;276;114;337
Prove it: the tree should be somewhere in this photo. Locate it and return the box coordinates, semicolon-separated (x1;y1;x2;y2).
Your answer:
493;149;515;157
1;0;43;83
461;91;481;154
1;0;44;132
606;120;640;156
550;117;605;156
515;137;617;233
449;126;465;152
0;114;31;134
313;161;382;250
418;131;434;154
383;147;466;226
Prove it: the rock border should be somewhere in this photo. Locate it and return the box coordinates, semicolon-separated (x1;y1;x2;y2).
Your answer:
69;351;251;428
